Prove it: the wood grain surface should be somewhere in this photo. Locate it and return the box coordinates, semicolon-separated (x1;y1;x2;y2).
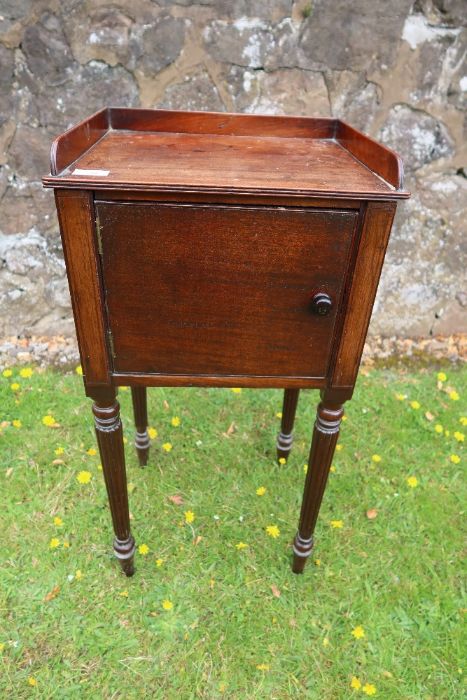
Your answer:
44;108;408;200
48;130;401;199
54;189;110;384
332;201;397;387
98;202;358;378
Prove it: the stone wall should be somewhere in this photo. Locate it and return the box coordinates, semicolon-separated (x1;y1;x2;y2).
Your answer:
0;0;465;338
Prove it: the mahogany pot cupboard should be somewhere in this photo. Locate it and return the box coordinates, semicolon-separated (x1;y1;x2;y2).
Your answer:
43;108;409;576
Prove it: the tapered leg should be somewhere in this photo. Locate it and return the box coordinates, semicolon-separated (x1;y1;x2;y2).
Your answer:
292;397;344;574
93;395;135;576
276;389;300;462
131;386;150;466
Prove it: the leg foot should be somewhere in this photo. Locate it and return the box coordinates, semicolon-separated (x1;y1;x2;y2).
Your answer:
131;387;149;466
292;534;314;574
92;394;136;575
292;395;344;574
276;389;300;462
114;535;136;577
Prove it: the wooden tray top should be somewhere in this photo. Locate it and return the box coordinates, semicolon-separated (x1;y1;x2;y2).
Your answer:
43;108;409;200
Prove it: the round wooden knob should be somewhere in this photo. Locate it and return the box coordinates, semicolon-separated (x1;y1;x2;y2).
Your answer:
310;292;332;316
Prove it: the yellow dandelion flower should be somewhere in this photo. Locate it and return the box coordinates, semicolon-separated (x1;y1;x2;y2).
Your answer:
2;368;13;378
410;400;420;409
434;424;443;434
162;442;172;452
235;542;249;550
28;677;37;687
314;559;321;566
0;643;4;652
336;444;343;451
303;463;308;474
362;683;377;696
171;416;180;427
19;367;33;378
54;446;64;455
256;486;266;496
278;457;286;465
256;663;269;671
330;520;343;528
449;391;459;401
437;372;447;382
10;382;20;391
395;393;406;401
460;416;467;427
330;465;336;473
63;541;70;548
162;599;173;610
276;411;282;418
265;524;280;538
322;637;330;647
231;387;242;393
351;625;365;639
454;431;464;442
97;464;102;471
342;414;348;421
42;415;56;427
120;386;129;392
123;437;128;444
53;516;63;527
138;543;149;555
155;558;163;567
350;676;362;690
119;590;128;597
75;365;83;376
86;448;97;456
77;470;92;484
75;570;83;580
371;454;382;463
148;427;158;439
450;454;461;464
184;510;195;524
49;537;60;548
407;476;418;488
12;419;22;428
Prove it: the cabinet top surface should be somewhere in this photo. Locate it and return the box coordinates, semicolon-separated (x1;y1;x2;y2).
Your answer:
43;107;409;200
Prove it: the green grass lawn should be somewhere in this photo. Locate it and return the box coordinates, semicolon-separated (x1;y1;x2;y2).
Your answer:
0;364;465;699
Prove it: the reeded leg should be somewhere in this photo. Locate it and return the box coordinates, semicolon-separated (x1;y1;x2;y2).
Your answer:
131;386;150;467
292;396;344;574
276;389;300;462
93;394;135;576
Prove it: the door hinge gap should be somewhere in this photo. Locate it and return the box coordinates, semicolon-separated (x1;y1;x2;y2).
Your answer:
96;215;103;256
107;328;116;359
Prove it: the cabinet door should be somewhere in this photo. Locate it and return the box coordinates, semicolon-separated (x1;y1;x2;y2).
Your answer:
97;202;358;378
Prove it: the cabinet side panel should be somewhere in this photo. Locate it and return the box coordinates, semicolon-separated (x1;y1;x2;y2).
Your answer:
55;189;110;384
331;201;396;387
